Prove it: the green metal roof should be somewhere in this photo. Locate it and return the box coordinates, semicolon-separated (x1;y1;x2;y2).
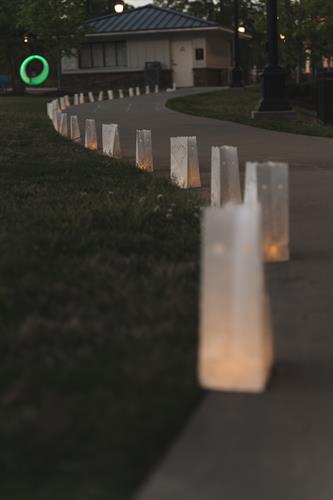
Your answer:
87;4;219;34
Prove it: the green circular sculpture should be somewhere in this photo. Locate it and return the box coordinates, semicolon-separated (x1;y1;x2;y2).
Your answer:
20;55;50;86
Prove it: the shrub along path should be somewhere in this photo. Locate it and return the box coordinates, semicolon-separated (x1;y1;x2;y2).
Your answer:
0;97;201;500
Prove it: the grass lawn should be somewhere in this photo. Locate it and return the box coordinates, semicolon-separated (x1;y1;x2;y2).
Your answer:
0;97;201;500
167;87;333;138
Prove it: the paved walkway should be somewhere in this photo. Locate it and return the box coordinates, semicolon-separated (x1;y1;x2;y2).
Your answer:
69;87;333;186
69;89;333;500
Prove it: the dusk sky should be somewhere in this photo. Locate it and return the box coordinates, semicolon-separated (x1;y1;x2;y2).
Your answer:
126;0;153;6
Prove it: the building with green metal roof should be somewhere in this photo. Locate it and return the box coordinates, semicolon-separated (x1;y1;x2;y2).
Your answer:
61;4;250;91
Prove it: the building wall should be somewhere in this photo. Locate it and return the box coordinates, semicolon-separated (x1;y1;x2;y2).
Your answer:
193;68;230;87
61;30;235;88
62;36;171;74
127;38;170;69
61;69;172;92
192;37;206;69
62;32;233;74
205;32;232;69
62;51;79;72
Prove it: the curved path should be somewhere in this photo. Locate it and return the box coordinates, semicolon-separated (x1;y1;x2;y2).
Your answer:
69;87;333;185
69;90;333;500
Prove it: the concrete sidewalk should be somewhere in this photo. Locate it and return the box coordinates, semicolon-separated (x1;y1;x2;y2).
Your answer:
69;89;333;500
134;163;333;500
68;87;333;187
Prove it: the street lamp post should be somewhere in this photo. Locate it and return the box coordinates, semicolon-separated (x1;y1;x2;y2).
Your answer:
230;0;244;87
256;0;291;112
87;0;124;15
114;1;124;13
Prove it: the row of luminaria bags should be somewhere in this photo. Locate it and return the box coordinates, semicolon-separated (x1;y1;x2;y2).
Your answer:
47;91;289;394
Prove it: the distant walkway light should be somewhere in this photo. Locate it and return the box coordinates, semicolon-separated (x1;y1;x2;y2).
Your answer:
238;26;246;33
115;1;124;13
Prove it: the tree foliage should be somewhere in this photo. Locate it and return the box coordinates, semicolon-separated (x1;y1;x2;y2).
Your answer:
0;0;28;91
1;0;333;90
279;0;333;70
86;0;133;17
17;0;87;57
155;0;333;73
0;0;97;90
153;0;259;28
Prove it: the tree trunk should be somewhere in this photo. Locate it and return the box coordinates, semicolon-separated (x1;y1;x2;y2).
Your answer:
10;51;26;95
57;48;62;91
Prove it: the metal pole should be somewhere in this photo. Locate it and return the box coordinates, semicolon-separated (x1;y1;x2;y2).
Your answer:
230;0;244;87
256;0;292;112
234;0;240;66
86;0;91;16
267;0;279;66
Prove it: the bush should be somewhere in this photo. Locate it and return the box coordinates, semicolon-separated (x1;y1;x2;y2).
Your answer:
287;80;317;111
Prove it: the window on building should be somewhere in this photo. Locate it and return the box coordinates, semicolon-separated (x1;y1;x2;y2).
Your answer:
79;41;127;69
116;41;127;66
80;45;92;68
195;48;204;61
92;43;104;67
105;43;116;67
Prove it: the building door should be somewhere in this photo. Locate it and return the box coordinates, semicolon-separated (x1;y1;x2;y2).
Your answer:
171;40;194;87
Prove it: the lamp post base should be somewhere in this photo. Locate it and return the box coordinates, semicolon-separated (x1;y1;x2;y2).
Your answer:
230;66;244;88
255;64;291;111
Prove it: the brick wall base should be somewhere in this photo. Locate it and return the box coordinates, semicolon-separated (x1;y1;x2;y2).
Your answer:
62;68;233;92
193;68;230;87
61;70;172;92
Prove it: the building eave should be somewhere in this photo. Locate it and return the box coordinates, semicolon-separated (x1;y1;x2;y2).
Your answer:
85;26;251;39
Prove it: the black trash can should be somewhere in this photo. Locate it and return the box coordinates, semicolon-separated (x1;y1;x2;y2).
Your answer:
144;62;161;87
317;69;333;125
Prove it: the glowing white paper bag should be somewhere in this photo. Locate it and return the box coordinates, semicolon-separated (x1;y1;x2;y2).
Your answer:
59;113;68;137
154;84;159;94
79;93;85;104
70;115;81;142
135;86;140;96
102;124;121;159
53;111;62;132
74;93;79;105
145;85;150;95
88;92;95;103
166;82;177;92
128;87;134;97
47;102;53;119
49;101;59;124
258;162;289;262
136;130;153;172
199;203;273;393
59;97;66;111
64;95;70;107
211;146;241;207
244;161;289;262
51;107;57;129
118;89;124;99
244;162;258;204
98;90;103;101
107;90;114;100
85;119;97;150
170;136;201;188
